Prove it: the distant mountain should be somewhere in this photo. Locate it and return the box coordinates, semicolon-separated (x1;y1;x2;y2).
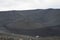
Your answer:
0;9;60;37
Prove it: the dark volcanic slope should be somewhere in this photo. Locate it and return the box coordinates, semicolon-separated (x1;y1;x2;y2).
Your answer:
0;9;60;37
10;25;60;37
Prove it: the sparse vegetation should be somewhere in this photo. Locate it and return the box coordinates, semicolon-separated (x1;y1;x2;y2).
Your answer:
0;33;60;40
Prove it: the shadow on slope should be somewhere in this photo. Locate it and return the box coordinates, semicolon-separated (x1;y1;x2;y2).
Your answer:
8;25;60;37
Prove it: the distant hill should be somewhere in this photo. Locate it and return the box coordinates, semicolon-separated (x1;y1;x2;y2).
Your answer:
0;9;60;37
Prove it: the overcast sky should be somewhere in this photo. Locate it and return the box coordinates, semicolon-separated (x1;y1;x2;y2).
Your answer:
0;0;60;11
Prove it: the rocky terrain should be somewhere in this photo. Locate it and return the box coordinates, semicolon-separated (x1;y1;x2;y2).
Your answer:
0;9;60;37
